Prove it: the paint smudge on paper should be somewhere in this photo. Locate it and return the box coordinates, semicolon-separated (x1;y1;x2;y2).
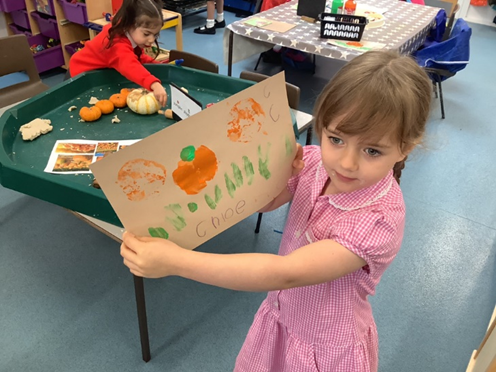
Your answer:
225;173;236;198
258;143;272;180
285;135;293;156
215;185;223;203
180;145;196;161
117;159;167;201
231;163;243;187
227;98;266;143
188;202;198;213
205;194;217;210
243;156;255;185
173;145;218;195
165;204;186;231
148;227;169;239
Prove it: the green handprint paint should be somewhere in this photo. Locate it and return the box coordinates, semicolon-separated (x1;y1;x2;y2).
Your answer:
215;185;223;203
258;143;272;180
205;194;217;210
231;163;243;187
225;173;237;198
285;135;293;157
148;227;169;239
187;202;198;213
165;204;186;231
243;156;254;185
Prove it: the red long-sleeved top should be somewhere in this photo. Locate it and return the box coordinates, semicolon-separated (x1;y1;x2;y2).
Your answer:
69;24;160;91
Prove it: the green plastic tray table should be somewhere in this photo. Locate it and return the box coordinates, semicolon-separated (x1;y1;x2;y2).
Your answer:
0;65;255;226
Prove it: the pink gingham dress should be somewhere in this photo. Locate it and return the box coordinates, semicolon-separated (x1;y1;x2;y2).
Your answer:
235;146;405;372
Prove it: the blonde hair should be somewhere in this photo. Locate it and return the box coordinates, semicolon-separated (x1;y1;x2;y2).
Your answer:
313;51;432;183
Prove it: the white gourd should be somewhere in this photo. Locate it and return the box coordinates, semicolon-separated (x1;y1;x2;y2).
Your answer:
127;88;160;115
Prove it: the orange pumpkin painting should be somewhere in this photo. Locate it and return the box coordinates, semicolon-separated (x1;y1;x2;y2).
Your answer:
117;159;167;202
227;98;266;143
172;145;218;195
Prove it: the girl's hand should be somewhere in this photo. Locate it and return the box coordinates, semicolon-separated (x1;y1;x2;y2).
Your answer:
292;143;304;177
150;82;168;107
120;231;183;278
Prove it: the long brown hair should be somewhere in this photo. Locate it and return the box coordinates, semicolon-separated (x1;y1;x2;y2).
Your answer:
107;0;164;58
313;51;432;184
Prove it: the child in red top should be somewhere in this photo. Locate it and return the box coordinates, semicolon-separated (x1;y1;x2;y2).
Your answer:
69;0;167;106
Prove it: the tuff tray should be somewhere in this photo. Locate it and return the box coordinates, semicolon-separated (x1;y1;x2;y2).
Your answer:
0;65;260;227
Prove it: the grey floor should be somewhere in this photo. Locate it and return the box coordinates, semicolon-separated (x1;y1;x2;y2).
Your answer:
1;10;495;372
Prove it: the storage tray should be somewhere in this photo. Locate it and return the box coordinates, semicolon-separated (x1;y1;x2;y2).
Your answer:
64;40;87;55
30;11;60;39
10;9;31;30
9;23;32;37
0;0;25;12
58;0;88;25
0;67;260;226
28;34;64;73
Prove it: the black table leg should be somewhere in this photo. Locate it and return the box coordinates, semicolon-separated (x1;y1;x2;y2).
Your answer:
133;275;151;362
228;31;234;77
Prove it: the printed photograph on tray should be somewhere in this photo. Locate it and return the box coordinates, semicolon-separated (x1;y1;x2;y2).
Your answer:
44;139;140;174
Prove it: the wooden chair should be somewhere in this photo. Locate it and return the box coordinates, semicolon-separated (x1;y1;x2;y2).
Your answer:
168;49;219;74
239;70;302;234
0;34;49;108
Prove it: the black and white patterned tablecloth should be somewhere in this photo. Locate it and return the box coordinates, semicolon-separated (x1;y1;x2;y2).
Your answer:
224;0;440;64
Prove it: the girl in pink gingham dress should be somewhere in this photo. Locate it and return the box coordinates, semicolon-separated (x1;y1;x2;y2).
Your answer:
120;51;433;372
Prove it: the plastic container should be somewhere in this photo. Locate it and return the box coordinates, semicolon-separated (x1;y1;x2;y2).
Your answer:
10;9;31;30
30;11;60;39
0;0;26;12
32;0;56;15
58;0;88;25
64;40;87;55
319;12;367;41
29;34;64;73
8;23;33;38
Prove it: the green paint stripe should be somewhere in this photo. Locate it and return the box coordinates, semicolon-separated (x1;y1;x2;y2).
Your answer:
148;227;169;239
214;185;223;203
243;156;254;186
205;194;217;210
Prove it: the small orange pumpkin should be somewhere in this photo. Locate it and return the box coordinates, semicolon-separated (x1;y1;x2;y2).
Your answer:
109;93;127;108
120;88;133;98
79;106;102;122
95;100;115;114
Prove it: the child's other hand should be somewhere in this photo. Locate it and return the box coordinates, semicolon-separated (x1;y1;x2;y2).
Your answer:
292;143;304;176
120;231;182;278
151;82;168;107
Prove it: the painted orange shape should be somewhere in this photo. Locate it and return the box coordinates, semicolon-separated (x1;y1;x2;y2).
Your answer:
227;98;265;143
117;159;167;201
173;145;218;195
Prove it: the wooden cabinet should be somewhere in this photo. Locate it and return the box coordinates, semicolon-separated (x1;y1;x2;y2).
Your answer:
1;0;182;71
1;0;113;71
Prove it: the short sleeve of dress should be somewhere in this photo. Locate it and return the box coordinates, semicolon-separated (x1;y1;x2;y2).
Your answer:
330;210;405;276
287;145;322;195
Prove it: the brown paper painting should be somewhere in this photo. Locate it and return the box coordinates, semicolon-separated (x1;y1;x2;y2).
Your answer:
90;72;296;250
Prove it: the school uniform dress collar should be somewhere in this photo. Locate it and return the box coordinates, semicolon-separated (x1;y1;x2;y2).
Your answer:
315;163;394;211
126;32;137;48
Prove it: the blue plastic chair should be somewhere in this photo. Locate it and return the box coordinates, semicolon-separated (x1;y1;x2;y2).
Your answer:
414;18;472;119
